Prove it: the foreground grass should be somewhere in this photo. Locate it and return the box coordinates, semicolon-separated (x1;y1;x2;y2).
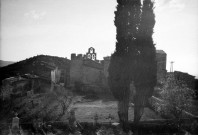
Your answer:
60;99;163;123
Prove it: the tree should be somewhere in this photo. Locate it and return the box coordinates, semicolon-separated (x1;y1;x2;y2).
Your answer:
108;0;141;131
19;86;73;123
133;0;156;125
108;54;131;131
158;74;195;128
20;92;59;122
108;0;156;131
56;93;72;116
53;85;73;116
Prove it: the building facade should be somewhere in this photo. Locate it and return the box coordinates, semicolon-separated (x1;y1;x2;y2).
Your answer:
70;47;108;93
156;50;167;83
69;47;167;92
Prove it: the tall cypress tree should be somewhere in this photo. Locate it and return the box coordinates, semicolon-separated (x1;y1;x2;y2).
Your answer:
108;0;141;131
133;0;156;125
108;0;156;131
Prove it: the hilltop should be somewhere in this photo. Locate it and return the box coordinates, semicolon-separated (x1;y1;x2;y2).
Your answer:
0;60;15;67
0;55;70;84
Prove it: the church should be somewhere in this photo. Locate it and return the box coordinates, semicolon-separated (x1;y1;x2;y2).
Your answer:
69;47;167;93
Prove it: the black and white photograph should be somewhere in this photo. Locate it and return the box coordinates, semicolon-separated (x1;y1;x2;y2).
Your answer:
0;0;198;134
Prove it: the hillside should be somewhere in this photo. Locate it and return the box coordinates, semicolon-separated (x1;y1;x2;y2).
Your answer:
0;55;70;84
0;60;15;67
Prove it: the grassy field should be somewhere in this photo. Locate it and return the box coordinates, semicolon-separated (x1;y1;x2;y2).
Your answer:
61;99;163;123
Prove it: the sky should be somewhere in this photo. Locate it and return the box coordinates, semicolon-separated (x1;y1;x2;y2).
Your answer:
0;0;198;78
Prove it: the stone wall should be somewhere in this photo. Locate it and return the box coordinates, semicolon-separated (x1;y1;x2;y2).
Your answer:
82;65;102;85
69;49;167;93
156;50;167;83
70;58;83;86
70;52;107;93
83;59;103;70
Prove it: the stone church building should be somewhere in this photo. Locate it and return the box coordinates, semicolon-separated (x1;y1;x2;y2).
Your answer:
69;47;167;92
70;47;109;92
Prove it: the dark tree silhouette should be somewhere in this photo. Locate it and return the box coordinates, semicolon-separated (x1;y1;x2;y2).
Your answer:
108;0;141;131
108;0;156;131
133;0;156;125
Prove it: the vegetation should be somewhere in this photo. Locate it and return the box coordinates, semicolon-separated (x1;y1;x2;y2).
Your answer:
0;55;70;84
54;85;73;116
195;79;198;99
108;0;142;130
157;74;195;127
0;85;73;128
108;0;156;131
133;0;156;125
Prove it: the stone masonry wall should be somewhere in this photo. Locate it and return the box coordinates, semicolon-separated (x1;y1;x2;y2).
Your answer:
70;59;83;86
70;49;167;92
82;66;102;85
156;50;167;83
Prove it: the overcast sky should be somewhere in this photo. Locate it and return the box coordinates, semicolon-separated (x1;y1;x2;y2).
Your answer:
1;0;198;78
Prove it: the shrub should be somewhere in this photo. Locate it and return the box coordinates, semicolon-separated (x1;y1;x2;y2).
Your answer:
154;74;196;129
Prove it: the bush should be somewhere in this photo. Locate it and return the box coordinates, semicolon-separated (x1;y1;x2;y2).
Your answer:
160;75;195;118
151;74;196;130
